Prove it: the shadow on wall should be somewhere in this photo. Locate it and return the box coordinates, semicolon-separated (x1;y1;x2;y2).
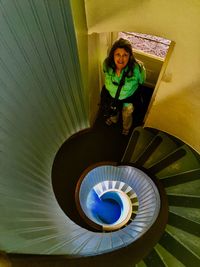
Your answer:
0;252;11;267
86;1;144;31
145;80;200;153
88;34;102;124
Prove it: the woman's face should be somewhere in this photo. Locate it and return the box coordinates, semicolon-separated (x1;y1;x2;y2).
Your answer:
114;48;130;71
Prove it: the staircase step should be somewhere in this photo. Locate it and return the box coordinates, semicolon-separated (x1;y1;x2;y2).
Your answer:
168;194;200;208
143;248;165;267
168;212;200;237
159;229;200;267
155;243;185;267
42;230;95;255
147;147;186;174
148;145;200;178
96;233;112;252
71;234;100;255
161;168;200;187
142;132;179;169
122;127;155;163
166;179;200;196
169;206;200;224
166;224;200;259
135;260;147;267
134;135;163;167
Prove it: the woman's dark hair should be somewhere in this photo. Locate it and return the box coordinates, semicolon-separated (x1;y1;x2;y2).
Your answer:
104;38;137;71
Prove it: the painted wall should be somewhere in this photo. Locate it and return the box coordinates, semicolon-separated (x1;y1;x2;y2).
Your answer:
70;0;89;114
0;253;11;267
133;50;164;88
85;0;200;153
87;32;114;123
87;33;101;123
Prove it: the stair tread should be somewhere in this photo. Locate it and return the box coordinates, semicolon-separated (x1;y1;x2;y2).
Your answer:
161;168;200;186
168;194;200;208
166;179;200;196
143;132;179;168
155;243;185;267
166;224;200;258
169;206;200;224
168;211;200;237
149;144;200;177
135;261;147;267
159;229;200;267
143;248;165;267
122;127;155;163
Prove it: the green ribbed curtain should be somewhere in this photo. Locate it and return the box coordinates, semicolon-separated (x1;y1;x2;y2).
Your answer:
0;0;89;254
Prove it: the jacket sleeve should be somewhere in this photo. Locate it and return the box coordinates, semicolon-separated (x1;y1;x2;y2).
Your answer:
137;61;146;84
103;61;118;98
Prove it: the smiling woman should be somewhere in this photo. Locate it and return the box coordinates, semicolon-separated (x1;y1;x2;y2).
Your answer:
114;48;130;75
100;38;146;135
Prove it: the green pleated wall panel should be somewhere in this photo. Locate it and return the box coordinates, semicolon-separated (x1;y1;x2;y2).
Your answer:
0;0;89;254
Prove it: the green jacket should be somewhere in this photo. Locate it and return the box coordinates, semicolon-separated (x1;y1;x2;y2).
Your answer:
103;62;146;100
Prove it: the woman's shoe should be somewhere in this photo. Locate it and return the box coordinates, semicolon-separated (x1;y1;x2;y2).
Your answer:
122;128;129;135
105;117;113;126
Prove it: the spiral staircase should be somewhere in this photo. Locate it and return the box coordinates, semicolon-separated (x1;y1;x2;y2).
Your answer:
122;126;200;267
1;121;200;267
0;1;199;266
69;125;200;267
51;124;200;267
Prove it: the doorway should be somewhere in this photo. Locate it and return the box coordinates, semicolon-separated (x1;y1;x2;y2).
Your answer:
116;31;174;125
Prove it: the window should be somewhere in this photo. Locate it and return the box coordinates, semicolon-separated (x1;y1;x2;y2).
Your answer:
119;32;171;59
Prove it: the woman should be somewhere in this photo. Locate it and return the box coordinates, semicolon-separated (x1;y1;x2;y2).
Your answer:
101;38;146;135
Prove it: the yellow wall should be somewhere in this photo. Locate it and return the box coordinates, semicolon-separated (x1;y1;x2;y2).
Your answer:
70;1;110;123
70;0;89;115
85;0;200;153
133;49;164;88
0;253;11;267
87;33;101;123
87;32;114;123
